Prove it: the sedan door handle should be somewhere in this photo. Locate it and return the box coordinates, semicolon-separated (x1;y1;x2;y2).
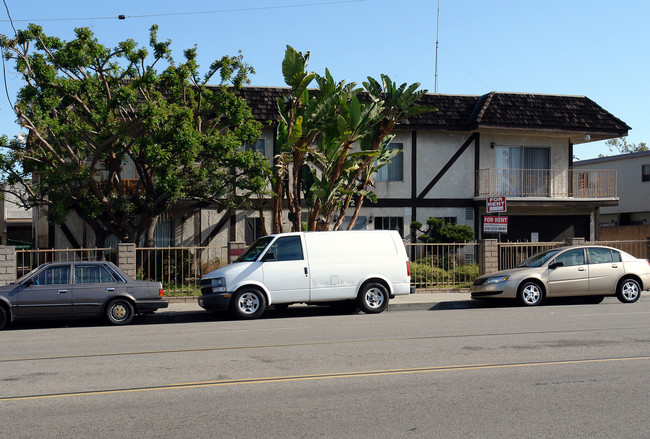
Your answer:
106;288;115;292
611;264;619;268
57;289;68;294
578;267;586;271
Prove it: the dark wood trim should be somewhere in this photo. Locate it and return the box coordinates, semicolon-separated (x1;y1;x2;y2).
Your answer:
201;211;231;247
59;223;82;249
370;198;477;208
411;130;417;240
417;132;479;200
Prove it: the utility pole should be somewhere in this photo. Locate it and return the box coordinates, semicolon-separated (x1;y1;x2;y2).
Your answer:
434;0;440;93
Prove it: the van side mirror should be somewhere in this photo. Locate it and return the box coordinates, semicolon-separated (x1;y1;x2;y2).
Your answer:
549;261;564;269
262;252;276;262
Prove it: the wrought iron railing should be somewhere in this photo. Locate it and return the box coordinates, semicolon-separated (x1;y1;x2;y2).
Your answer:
476;168;617;198
405;242;478;288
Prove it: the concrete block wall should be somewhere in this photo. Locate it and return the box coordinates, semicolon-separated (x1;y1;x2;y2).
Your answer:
479;239;499;276
117;243;137;279
0;246;15;286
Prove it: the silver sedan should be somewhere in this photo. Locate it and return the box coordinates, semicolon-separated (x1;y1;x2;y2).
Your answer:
471;245;650;306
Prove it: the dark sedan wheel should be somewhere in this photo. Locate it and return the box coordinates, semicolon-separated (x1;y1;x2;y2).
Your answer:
517;281;543;306
105;299;135;325
617;278;641;303
231;288;266;320
357;283;389;314
0;306;7;330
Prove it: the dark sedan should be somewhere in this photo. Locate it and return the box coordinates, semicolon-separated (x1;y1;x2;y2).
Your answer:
0;261;168;329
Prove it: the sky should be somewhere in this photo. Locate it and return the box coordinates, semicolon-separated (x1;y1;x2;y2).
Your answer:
0;0;647;160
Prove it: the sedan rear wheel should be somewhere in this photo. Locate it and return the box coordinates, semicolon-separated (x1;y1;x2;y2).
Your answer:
105;299;135;325
617;278;641;303
518;281;543;306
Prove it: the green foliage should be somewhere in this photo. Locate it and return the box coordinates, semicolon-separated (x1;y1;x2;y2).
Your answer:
0;25;270;246
412;217;475;243
272;46;436;232
605;137;648;155
409;257;479;287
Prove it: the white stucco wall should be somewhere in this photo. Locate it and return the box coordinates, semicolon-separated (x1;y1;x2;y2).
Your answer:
574;152;650;217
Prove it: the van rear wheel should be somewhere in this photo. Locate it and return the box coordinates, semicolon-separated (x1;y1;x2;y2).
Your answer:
231;288;266;319
357;283;388;314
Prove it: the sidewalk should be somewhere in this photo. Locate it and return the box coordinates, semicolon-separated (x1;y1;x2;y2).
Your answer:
161;291;473;315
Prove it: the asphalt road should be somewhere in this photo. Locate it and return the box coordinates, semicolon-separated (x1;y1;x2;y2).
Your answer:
2;298;650;438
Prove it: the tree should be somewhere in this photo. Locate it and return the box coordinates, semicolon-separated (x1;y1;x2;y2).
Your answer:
605;137;648;154
0;25;270;247
411;218;475;243
271;46;436;232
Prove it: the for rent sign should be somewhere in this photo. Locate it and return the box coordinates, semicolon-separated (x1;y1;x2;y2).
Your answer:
486;196;507;213
484;216;508;233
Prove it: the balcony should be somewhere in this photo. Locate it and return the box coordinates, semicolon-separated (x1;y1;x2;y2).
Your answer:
475;168;617;199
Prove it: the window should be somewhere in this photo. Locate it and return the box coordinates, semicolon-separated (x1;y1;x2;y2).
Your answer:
375;143;403;182
587;247;615;264
437;216;457;225
152;219;174;247
553;248;585;267
33;265;71;285
642;164;650;182
245;217;263;245
375;216;404;236
266;236;304;261
75;265;117;284
495;146;550;196
245;139;265;155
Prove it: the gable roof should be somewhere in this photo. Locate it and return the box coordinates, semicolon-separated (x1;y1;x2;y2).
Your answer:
236;87;630;140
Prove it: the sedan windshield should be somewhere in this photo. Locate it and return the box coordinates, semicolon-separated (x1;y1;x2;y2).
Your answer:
236;236;274;262
517;249;562;268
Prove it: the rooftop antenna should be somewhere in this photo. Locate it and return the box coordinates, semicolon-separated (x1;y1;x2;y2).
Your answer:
434;0;440;93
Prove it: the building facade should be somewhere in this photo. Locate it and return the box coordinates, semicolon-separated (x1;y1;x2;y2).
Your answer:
574;150;650;240
36;88;629;249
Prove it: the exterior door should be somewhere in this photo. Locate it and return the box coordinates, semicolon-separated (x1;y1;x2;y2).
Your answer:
547;248;589;296
72;264;123;315
587;247;625;294
262;235;310;303
16;264;72;317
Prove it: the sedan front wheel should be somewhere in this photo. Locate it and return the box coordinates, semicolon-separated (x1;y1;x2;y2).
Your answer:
518;281;543;306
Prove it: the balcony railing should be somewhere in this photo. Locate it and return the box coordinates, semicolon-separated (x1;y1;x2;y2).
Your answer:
475;168;617;199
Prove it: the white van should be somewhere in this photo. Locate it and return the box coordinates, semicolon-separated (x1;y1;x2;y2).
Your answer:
198;230;412;319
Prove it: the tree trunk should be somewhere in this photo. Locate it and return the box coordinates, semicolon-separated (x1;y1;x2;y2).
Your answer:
346;194;365;230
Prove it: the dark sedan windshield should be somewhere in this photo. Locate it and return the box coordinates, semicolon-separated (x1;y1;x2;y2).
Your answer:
517;249;562;268
236;236;274;262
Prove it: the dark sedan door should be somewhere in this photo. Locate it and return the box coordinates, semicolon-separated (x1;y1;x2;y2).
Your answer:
72;264;123;315
16;265;73;317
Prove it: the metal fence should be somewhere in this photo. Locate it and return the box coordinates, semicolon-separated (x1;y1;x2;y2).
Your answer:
586;240;650;260
16;247;116;279
13;239;650;294
136;246;227;295
406;243;479;289
498;242;565;271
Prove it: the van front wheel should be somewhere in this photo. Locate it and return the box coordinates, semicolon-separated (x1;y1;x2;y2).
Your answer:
357;283;388;314
231;288;266;320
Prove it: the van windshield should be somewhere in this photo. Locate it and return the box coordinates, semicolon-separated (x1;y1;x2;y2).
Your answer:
236;236;274;262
